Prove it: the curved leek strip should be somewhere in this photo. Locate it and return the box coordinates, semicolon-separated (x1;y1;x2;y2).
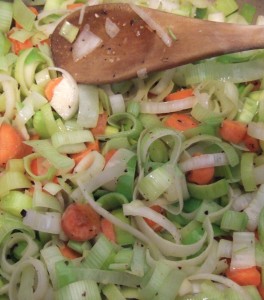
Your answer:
78;187;161;259
181;134;221;151
35;9;69;36
196;240;219;274
149;69;175;96
24;153;57;181
124;200;181;243
0;171;31;198
214;141;240;167
8;257;49;300
23;210;62;234
25;139;75;172
140;96;196;114
187;179;229;200
0;74;19;123
51;129;94;151
40;245;65;289
174;58;264;85
187;273;251;300
1;232;39;274
14;48;50;97
97;192;129;210
145;217;214;268
241;152;257;192
135;215;207;258
99;112;143;141
32;189;63;212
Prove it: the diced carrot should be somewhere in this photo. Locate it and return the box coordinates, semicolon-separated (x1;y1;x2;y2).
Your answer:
164;113;198;131
91;112;108;137
67;3;84;10
101;218;116;243
258;284;264;300
9;37;33;55
187;153;215;185
15;7;38;29
104;149;117;165
144;205;165;232
61;203;101;241
0;123;23;166
44;77;63;101
59;244;81;259
70;140;100;165
243;134;261;153
165;88;194;101
16;143;33;158
225;266;261;286
219;119;247;144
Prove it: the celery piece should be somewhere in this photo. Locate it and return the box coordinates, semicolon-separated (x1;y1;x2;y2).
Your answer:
243;286;262;300
0;1;13;33
220;210;248;231
149;139;169;163
111;81;133;94
13;0;36;31
82;234;117;269
33;110;50;138
236;97;258;124
102;284;126;300
59;21;79;43
67;240;91;254
187;179;229;200
0;32;11;56
241;3;256;24
0;191;32;217
112;209;135;246
195;201;223;223
214;0;238;16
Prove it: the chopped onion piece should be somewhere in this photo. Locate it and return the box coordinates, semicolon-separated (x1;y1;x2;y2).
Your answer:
130;4;172;47
105;17;120;38
247;122;264;140
72;24;103;62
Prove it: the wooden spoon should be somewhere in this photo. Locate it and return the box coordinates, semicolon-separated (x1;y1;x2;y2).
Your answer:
51;3;264;85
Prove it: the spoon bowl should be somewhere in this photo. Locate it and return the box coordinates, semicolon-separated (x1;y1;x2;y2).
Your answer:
51;3;264;85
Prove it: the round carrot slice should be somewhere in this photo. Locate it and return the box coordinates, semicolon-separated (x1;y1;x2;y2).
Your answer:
61;203;101;241
164;113;198;131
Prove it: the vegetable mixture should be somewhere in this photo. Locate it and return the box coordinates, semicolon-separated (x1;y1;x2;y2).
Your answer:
0;0;264;299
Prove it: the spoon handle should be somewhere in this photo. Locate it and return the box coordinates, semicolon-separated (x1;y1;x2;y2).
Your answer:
140;7;264;72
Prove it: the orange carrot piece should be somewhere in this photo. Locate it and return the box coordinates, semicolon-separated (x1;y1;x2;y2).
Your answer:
165;88;194;101
61;203;101;241
67;3;84;10
243;134;261;153
70;140;100;165
0;123;23;166
101;218;116;243
219;119;247;144
16;143;33;159
30;157;53;177
187;153;215;185
44;77;63;101
144;205;165;232
258;284;264;300
226;267;261;286
164;113;198;131
59;244;81;259
104;149;117;165
91;112;108;136
9;37;33;55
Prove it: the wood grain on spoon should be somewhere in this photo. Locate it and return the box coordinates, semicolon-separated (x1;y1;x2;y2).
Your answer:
51;3;264;85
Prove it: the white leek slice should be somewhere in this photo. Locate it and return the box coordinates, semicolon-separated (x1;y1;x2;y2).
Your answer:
77;84;99;128
230;232;256;269
23;210;61;234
